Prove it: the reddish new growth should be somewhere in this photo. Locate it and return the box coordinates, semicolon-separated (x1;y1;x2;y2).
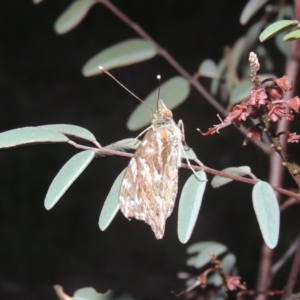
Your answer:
201;52;300;144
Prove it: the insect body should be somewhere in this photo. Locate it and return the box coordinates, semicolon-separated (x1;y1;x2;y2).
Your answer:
119;100;183;239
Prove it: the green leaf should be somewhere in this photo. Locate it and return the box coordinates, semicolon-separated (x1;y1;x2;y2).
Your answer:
178;171;207;244
207;254;236;287
246;21;264;47
54;0;96;34
283;29;300;41
210;58;226;96
44;150;95;210
187;241;227;268
275;31;289;56
259;20;299;42
252;181;280;248
127;76;190;131
229;79;252;104
240;0;268;25
221;253;237;273
82;39;156;77
211;166;251;188
182;147;198;160
74;287;112;300
198;59;220;79
105;138;141;152
0;127;68;149
99;169;126;231
231;37;246;70
39;124;97;143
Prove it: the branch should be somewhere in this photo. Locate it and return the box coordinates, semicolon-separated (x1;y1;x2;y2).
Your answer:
96;0;270;155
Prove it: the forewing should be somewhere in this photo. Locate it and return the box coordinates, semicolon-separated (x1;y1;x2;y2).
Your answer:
119;127;180;239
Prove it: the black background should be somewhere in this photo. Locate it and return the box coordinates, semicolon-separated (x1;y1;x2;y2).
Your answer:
0;1;299;299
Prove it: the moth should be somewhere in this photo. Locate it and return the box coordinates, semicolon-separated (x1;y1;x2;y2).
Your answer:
99;66;186;239
119;99;183;239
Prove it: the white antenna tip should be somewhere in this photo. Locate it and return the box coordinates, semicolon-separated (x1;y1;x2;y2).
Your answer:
99;66;103;70
157;75;161;80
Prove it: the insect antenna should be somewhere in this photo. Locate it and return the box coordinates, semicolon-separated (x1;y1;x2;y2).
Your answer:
156;74;161;108
99;66;155;113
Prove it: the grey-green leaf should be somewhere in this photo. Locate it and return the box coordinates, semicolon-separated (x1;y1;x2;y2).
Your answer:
198;59;220;79
259;20;299;42
252;181;280;248
186;241;227;268
210;58;226;96
74;287;112;300
275;31;289;56
99;169;126;231
240;0;268;25
54;0;95;34
44;150;95;210
229;79;252;104
181;147;198;160
211;166;251;188
105;138;141;152
82;39;156;77
283;29;300;41
0;127;69;149
39;124;97;143
127;76;190;131
178;171;207;244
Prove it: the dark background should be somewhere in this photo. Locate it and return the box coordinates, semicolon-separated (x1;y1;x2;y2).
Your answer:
0;1;299;299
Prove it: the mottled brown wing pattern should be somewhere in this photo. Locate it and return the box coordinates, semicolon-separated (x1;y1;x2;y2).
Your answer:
119;121;182;239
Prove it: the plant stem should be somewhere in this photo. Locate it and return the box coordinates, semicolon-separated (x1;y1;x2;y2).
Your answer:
97;0;270;154
282;234;300;299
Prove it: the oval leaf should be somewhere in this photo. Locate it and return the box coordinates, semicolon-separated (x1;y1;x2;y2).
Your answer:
182;147;197;160
0;127;68;149
74;287;111;300
99;169;126;231
82;39;156;77
252;181;280;248
186;241;227;268
210;58;226;96
127;76;190;130
259;20;299;42
105;138;141;152
283;29;300;41
240;0;268;25
39;124;97;143
54;0;96;34
211;166;251;188
198;59;220;79
229;79;252;104
178;171;207;244
44;150;95;210
275;31;289;56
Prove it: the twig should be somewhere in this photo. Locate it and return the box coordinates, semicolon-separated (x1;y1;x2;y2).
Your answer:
96;0;270;155
282;233;300;299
